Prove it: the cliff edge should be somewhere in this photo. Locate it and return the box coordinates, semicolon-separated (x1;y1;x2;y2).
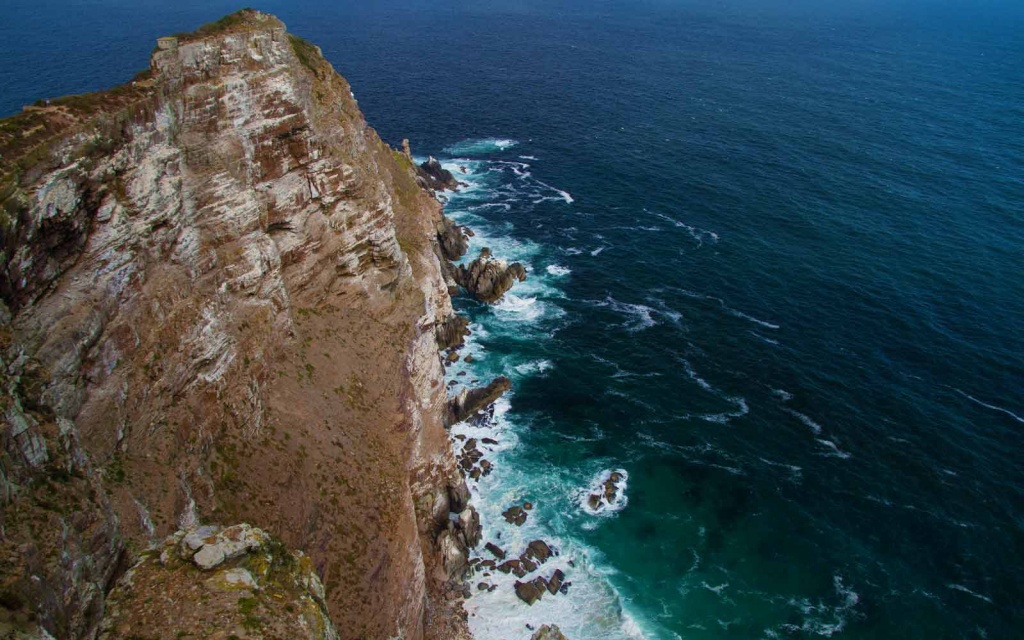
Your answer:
0;10;486;640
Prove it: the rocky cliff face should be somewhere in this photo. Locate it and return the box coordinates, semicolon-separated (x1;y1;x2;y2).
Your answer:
0;11;480;640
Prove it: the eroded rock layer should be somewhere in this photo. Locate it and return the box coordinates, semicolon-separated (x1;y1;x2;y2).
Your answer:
0;10;482;640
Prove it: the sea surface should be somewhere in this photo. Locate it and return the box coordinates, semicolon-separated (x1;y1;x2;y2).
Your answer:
3;1;1023;638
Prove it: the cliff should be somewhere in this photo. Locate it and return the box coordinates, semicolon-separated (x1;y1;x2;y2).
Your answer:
0;10;491;640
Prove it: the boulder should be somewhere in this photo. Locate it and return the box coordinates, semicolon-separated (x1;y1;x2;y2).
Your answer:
525;540;552;564
497;560;526;578
485;542;506;560
502;505;528;527
437;527;470;578
547;569;565;595
183;523;269;571
459;506;482;548
531;625;570;640
514;580;544;606
448;479;471;514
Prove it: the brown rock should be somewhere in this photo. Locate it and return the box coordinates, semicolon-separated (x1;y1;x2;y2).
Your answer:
547;569;565;595
454;248;528;303
497;560;527;578
531;624;570;640
446;377;512;426
525;540;552;564
514;580;544;606
485;542;506;560
502;505;528;527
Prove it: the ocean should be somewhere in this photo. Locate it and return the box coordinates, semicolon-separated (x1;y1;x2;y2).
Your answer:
3;1;1023;638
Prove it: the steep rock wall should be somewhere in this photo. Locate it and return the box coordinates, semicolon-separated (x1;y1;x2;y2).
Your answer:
0;11;467;640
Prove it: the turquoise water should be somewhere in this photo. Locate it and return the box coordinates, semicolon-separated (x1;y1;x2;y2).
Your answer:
3;1;1023;638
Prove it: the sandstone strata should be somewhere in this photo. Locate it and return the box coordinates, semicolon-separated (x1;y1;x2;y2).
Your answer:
0;10;488;640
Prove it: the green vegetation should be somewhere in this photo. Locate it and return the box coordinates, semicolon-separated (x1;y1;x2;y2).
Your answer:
175;9;259;42
288;34;321;73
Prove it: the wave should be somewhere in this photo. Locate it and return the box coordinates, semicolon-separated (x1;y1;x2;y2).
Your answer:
815;438;852;459
588;296;658;332
514;359;554;376
679;358;749;424
954;388;1024;424
647;210;720;246
493;294;545;322
535;178;574;203
777;575;861;638
785;409;824;435
440;142;659;640
673;287;780;330
444;137;519;155
946;583;993;604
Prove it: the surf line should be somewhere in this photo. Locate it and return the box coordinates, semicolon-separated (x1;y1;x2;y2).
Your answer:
952;387;1024;424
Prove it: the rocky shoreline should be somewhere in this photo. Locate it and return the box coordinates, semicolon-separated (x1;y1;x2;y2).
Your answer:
421;163;575;637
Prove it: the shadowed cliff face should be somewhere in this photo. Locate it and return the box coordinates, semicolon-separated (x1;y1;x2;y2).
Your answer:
0;10;470;640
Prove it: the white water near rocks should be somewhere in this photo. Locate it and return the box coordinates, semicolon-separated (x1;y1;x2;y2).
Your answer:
439;149;654;639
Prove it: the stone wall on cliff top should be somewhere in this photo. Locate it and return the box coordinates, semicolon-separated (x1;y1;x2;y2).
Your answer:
0;10;471;640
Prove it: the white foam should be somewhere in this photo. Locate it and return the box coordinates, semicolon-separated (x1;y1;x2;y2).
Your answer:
514;360;554;376
493;294;546;323
785;409;824;435
648;210;720;246
955;388;1024;424
546;264;572;277
779;575;860;637
444;137;519;155
946;583;994;604
591;246;607;256
591;296;658;332
815;438;852;459
576;469;629;516
728;308;780;330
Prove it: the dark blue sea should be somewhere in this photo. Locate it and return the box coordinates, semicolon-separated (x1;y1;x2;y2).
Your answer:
4;1;1023;638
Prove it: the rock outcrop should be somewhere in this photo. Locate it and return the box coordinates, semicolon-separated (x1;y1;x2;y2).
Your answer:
416;157;461;192
99;524;337;640
0;10;473;640
435;313;470;351
454;249;527;303
445;377;512;426
437;217;470;263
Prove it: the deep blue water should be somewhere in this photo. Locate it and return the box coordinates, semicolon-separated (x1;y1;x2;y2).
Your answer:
4;1;1023;638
